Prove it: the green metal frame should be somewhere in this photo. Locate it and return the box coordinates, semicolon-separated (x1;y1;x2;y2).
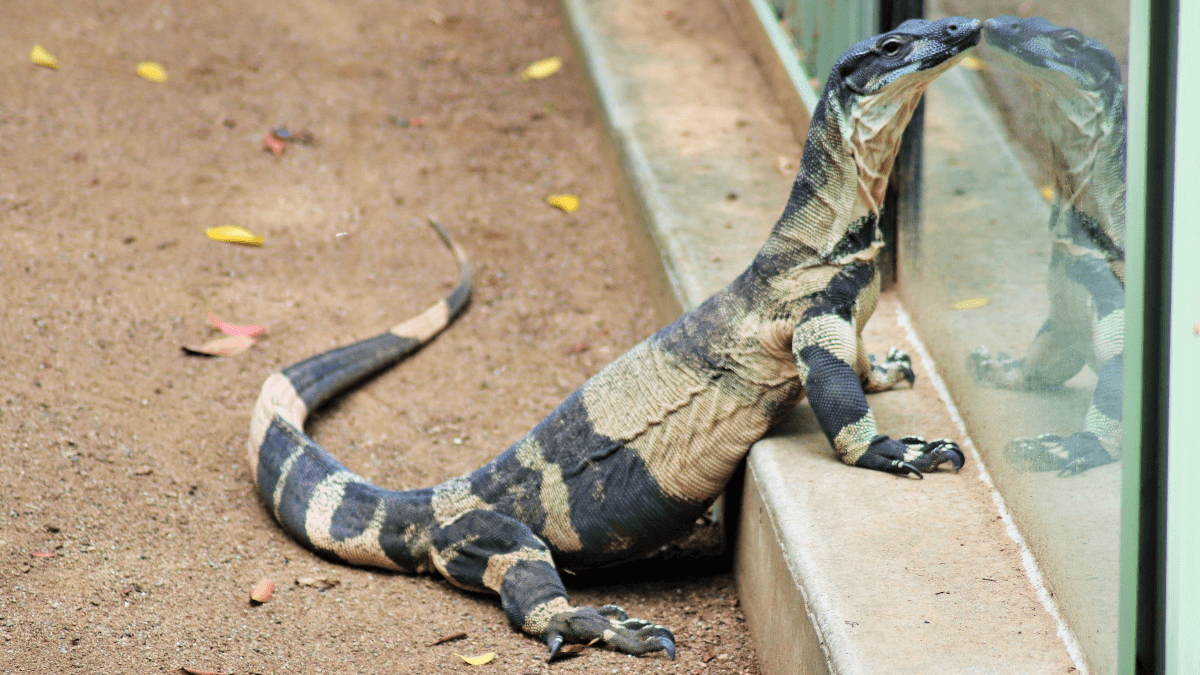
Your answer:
769;0;878;84
1162;2;1198;672
1120;0;1177;672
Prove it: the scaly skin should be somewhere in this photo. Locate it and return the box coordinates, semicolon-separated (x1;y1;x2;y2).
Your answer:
246;18;980;660
969;17;1126;475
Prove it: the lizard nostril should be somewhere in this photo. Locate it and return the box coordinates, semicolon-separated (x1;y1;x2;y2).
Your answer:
947;23;959;32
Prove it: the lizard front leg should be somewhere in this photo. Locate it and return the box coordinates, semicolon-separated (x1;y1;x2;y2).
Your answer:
793;308;963;477
429;510;675;661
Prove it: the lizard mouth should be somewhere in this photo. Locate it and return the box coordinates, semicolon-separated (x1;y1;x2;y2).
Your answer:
934;18;984;68
943;18;984;53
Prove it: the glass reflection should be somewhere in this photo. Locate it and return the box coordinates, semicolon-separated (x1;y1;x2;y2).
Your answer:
901;10;1128;673
969;16;1126;476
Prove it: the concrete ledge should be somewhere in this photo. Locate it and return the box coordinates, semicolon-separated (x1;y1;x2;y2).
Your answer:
559;0;1080;672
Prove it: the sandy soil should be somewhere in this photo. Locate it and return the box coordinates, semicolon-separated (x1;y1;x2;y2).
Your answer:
0;0;760;672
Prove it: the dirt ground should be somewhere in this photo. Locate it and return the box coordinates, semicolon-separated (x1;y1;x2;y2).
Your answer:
0;0;761;673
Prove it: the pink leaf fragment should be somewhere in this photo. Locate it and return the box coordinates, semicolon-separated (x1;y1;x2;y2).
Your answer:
263;132;286;158
207;311;265;338
181;335;256;357
250;577;275;604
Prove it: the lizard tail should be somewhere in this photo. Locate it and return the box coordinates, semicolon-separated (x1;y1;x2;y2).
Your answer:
244;219;468;571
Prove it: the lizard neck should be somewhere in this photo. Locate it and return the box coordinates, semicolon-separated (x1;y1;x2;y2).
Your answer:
753;84;921;277
1044;88;1127;256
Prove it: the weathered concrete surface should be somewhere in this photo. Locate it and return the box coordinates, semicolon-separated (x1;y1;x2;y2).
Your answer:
741;295;1076;675
911;65;1120;675
560;0;1082;672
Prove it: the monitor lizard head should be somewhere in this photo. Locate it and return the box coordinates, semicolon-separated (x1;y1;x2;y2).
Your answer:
768;17;981;269
983;16;1126;268
982;17;1122;98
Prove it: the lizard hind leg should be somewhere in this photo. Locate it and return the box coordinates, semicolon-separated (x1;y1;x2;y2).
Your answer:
429;510;676;661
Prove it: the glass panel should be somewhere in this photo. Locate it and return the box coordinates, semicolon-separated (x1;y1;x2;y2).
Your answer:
904;4;1129;674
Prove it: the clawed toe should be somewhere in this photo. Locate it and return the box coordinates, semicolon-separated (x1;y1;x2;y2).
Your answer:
899;437;966;473
857;435;965;477
867;347;917;391
545;632;565;661
1006;432;1114;475
893;460;923;479
544;606;676;661
968;346;1024;388
652;635;677;660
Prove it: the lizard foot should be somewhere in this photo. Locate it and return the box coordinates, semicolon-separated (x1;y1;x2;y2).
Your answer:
1005;432;1114;476
865;347;916;392
543;604;675;661
856;435;965;478
968;346;1026;389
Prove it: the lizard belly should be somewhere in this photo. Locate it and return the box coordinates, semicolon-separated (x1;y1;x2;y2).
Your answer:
582;340;798;505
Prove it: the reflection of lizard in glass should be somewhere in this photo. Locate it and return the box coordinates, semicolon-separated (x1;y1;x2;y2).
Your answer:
968;17;1126;475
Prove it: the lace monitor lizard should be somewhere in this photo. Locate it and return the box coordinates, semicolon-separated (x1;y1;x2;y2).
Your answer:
246;17;979;660
969;17;1125;475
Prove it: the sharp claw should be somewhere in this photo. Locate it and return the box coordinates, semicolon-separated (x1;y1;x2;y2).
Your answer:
1057;458;1089;477
903;368;916;386
936;444;964;470
598;604;629;621
945;446;966;472
545;634;564;662
896;461;923;479
655;636;677;660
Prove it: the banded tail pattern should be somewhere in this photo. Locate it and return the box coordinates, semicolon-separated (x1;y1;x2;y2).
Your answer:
246;219;470;571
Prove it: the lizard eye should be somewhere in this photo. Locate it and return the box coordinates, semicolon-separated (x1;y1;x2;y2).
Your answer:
1059;32;1084;52
878;37;906;57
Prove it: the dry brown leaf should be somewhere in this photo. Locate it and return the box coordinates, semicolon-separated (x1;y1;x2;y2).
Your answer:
296;576;340;590
179;668;230;675
250;578;275;604
182;335;256;357
558;644;586;655
429;631;468;646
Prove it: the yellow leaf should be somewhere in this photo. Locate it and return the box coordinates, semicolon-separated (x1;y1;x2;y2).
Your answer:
136;61;168;83
521;56;561;80
1040;186;1055;202
952;297;991;310
959;55;984;71
546;194;580;213
31;45;58;69
454;652;495;665
205;225;264;246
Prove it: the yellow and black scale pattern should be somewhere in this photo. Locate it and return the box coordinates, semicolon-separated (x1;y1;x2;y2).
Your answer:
246;18;979;660
970;17;1126;475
